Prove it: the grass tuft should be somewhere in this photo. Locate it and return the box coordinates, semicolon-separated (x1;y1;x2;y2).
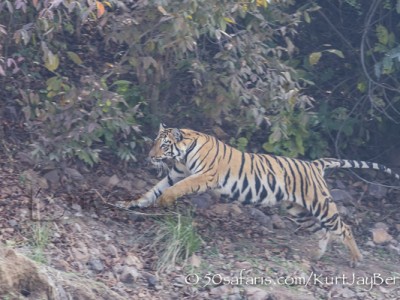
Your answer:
152;212;202;272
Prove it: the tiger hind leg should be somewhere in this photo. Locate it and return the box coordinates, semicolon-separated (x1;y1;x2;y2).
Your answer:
286;203;321;233
313;198;363;267
286;203;332;259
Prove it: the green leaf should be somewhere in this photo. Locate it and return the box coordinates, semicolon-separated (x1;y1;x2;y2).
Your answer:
67;51;83;65
304;11;311;23
309;52;321;65
357;82;366;93
376;25;389;45
325;49;344;58
45;51;59;72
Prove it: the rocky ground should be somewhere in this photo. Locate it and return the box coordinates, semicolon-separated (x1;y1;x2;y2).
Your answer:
0;152;400;300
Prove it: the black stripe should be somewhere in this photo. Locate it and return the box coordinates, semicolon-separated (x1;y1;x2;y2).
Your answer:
243;189;253;205
324;213;339;226
267;173;276;191
232;190;240;200
259;186;268;201
276;187;284;202
314;203;321;217
255;173;261;196
208;139;220;168
194;139;215;171
227;147;233;163
189;159;198;170
167;175;174;186
173;165;184;174
154;189;162;198
189;135;210;162
222;169;231;187
222;143;227;159
292;159;305;202
183;138;197;162
257;154;267;174
241;175;249;192
231;182;237;193
238;152;246;178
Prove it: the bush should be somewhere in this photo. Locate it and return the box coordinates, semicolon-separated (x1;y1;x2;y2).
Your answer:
19;76;143;165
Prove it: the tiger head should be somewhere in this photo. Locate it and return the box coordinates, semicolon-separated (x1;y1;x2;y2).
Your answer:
148;123;185;164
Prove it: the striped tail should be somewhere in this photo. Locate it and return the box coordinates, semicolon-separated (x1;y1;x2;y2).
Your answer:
318;158;400;180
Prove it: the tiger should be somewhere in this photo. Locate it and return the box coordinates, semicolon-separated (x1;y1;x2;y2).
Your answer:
127;124;400;267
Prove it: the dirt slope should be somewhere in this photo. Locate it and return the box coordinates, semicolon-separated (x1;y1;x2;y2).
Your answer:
0;156;399;299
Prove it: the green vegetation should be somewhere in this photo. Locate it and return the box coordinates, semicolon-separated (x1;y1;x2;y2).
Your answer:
152;212;202;272
1;0;399;163
29;222;51;264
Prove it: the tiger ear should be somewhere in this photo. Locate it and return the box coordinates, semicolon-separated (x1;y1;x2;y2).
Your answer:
171;128;183;141
159;123;167;132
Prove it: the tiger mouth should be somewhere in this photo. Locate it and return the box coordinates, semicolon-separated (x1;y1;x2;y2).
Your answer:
150;157;166;164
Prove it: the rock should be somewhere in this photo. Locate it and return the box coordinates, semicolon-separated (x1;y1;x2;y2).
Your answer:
132;178;148;190
371;228;393;244
209;285;231;298
212;203;231;216
43;169;60;188
249;208;272;228
230;203;242;216
368;184;388;198
330;189;354;203
374;222;389;230
234;261;252;269
191;193;214;209
71;242;90;263
190;254;201;268
340;287;356;298
0;248;57;299
71;204;82;212
15;151;36;166
108;175;120;188
65;167;84;181
88;258;104;273
271;214;286;229
8;219;18;227
123;252;143;269
74;223;82;233
119;266;140;284
337;204;349;217
396;224;400;232
106;244;119;258
117;180;134;193
244;287;269;300
142;272;158;287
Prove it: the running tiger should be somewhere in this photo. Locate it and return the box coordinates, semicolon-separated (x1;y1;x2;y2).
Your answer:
128;124;400;267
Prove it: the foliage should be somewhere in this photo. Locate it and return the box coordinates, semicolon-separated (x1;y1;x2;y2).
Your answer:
1;0;399;166
152;213;202;272
29;222;50;264
0;0;143;164
293;0;400;158
101;0;317;155
20;76;142;165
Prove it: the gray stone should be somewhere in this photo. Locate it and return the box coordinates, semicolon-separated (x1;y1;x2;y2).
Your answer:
108;175;120;188
119;266;140;284
88;258;104;273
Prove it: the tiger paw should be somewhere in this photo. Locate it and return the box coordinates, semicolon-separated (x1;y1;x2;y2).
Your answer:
128;201;141;210
121;195;150;210
158;193;176;207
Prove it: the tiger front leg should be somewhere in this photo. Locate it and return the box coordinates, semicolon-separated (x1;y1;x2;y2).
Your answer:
128;163;188;209
158;174;216;207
